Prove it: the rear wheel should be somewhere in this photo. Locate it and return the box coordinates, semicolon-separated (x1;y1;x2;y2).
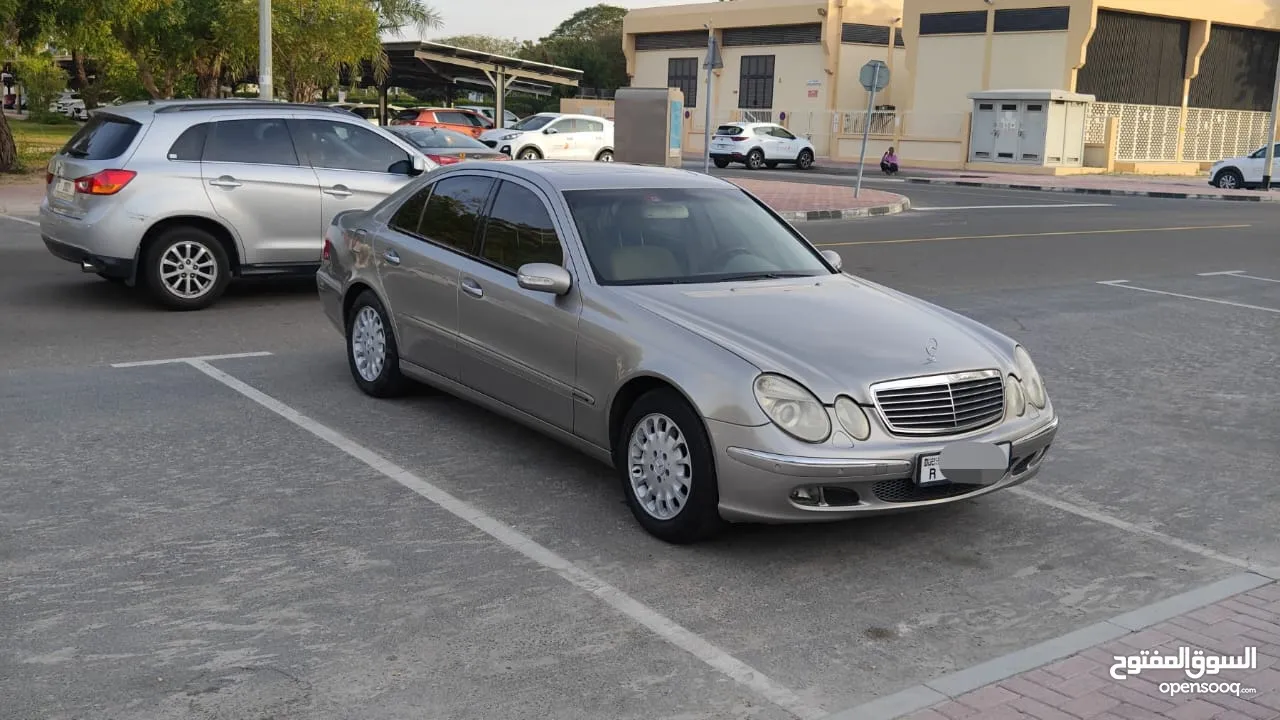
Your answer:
346;290;410;398
1214;168;1244;189
616;388;724;544
713;157;730;169
144;226;230;311
745;149;765;170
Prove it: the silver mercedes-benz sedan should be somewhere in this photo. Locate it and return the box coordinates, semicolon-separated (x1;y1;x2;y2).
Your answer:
317;161;1059;544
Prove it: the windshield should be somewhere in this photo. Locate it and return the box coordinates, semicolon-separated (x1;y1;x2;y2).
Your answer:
393;127;488;150
511;114;555;131
562;187;834;286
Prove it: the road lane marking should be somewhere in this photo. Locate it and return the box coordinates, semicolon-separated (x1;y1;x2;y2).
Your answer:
110;351;275;368
815;223;1252;247
1;213;39;226
1097;280;1280;314
912;203;1114;211
1197;269;1280;284
163;358;825;720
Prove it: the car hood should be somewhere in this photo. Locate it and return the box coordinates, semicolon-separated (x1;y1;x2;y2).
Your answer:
479;127;525;142
615;274;1013;404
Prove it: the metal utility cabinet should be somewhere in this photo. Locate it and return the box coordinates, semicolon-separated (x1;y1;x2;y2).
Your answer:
614;87;684;167
967;90;1094;167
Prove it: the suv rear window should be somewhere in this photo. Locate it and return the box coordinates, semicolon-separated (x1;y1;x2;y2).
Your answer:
395;109;421;122
715;125;744;136
61;115;142;160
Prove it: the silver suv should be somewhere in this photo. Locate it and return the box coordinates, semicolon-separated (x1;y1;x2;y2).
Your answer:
39;99;433;310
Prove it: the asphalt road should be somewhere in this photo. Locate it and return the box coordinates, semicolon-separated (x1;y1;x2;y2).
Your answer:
2;181;1278;720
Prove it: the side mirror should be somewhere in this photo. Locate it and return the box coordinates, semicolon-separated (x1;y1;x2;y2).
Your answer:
543;127;558;135
821;249;844;272
517;263;572;295
410;154;426;175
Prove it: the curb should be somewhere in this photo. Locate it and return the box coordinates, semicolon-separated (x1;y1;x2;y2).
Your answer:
821;570;1280;720
774;194;911;222
903;177;1280;203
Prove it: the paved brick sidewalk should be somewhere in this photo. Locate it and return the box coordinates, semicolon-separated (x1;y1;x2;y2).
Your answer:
724;178;909;221
903;580;1280;720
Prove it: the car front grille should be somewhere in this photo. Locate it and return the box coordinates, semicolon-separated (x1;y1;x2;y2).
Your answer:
481;140;497;148
871;369;1005;436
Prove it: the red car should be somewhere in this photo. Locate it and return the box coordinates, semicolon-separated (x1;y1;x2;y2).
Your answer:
391;107;490;138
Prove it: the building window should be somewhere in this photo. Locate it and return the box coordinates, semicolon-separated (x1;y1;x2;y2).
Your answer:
668;57;698;108
919;11;988;35
723;24;822;47
634;31;707;51
993;7;1070;33
1075;9;1189;107
738;54;774;109
1189;23;1280;112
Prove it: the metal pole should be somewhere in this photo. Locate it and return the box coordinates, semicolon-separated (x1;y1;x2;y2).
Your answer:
1263;46;1280;190
854;65;880;198
258;0;273;100
703;26;714;174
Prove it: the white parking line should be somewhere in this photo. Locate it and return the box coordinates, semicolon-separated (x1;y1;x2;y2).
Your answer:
1197;269;1280;284
110;351;275;368
142;357;824;720
913;203;1114;211
0;213;38;226
1096;280;1280;314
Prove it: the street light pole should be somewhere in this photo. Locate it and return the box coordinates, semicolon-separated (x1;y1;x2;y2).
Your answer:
1264;47;1280;190
258;0;273;100
703;24;714;174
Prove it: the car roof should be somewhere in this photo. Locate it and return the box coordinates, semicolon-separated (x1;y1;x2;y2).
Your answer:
448;161;735;191
98;98;362;122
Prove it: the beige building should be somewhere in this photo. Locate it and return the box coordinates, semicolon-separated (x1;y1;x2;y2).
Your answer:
620;0;1280;173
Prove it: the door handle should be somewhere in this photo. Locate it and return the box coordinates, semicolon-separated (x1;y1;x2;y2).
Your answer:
209;177;241;188
324;185;353;198
383;249;400;266
461;278;484;298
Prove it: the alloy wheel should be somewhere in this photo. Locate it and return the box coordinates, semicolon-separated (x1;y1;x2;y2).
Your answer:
627;413;693;520
351;306;387;383
160;241;218;299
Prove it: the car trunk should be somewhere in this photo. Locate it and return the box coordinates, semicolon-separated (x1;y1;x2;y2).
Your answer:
46;113;145;220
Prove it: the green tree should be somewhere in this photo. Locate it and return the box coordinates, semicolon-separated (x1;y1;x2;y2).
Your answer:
435;34;522;56
520;4;628;93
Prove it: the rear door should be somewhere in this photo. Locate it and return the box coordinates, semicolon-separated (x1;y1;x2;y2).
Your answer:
290;117;418;232
46;113;144;220
199;115;323;266
434;110;483;138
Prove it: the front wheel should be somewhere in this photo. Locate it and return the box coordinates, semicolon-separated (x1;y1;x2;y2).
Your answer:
617;388;724;544
518;147;542;160
595;149;614;162
1214;168;1244;189
346;290;411;398
797;149;815;170
144;226;230;311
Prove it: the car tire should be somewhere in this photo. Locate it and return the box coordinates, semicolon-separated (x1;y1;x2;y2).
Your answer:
1213;168;1244;189
518;147;542;160
616;388;724;544
713;157;730;169
595;149;614;162
797;149;815;170
346;290;410;399
745;149;765;170
144;226;231;311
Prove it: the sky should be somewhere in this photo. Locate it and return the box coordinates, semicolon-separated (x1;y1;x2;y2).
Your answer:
411;0;705;42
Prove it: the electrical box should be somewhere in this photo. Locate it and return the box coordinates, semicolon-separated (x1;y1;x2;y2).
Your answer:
614;87;684;167
967;89;1094;167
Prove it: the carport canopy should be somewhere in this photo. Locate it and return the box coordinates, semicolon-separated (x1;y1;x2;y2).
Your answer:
370;41;584;125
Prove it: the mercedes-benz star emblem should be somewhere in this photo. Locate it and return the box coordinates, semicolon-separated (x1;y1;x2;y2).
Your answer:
924;337;938;363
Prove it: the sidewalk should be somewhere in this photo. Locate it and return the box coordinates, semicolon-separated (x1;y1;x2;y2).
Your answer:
834;572;1280;720
725;178;908;221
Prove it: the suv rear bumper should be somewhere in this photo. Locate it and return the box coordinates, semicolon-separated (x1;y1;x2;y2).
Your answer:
43;235;135;280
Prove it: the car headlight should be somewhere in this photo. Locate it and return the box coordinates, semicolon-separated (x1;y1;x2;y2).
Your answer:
834;396;871;441
501;133;520;141
1004;374;1026;417
753;374;831;443
1013;345;1046;408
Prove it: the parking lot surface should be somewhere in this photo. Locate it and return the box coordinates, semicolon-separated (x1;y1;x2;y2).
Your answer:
2;182;1277;719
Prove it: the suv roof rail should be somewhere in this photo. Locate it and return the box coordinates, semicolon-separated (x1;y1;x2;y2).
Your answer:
151;99;356;115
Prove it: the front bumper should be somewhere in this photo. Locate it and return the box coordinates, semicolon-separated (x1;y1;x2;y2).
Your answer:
710;413;1059;523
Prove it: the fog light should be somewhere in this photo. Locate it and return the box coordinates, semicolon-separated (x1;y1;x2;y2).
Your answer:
790;485;826;506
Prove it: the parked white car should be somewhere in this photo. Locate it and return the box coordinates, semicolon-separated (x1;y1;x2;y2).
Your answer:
1208;142;1280;189
708;121;816;170
478;112;614;162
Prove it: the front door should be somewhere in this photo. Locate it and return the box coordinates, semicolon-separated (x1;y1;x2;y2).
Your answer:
375;173;496;382
542;118;578;159
992;102;1021;162
768;126;799;160
289;118;418;229
455;178;581;432
200;116;323;265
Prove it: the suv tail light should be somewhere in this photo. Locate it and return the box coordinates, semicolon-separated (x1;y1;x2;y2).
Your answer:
46;171;54;184
74;169;136;195
731;136;749;142
426;154;460;165
321;238;333;261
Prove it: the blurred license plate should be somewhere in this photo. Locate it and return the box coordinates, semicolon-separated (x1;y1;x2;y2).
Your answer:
916;444;1012;487
53;178;75;201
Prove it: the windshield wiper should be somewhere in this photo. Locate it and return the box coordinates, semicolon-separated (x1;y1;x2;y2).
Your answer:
710;271;818;282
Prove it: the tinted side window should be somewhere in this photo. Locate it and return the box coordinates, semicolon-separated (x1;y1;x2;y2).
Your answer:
61;115;142;160
586;120;605;132
435;111;470;125
479;181;563;272
389;184;433;237
204;118;298;166
293;119;409;173
168;123;209;161
419;175;494;255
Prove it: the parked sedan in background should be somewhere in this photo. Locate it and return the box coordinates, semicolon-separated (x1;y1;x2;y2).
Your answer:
477;112;613;161
709;121;816;170
317;162;1058;544
386;126;510;165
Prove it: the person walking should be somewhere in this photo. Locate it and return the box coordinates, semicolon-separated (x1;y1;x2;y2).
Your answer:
880;147;899;175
